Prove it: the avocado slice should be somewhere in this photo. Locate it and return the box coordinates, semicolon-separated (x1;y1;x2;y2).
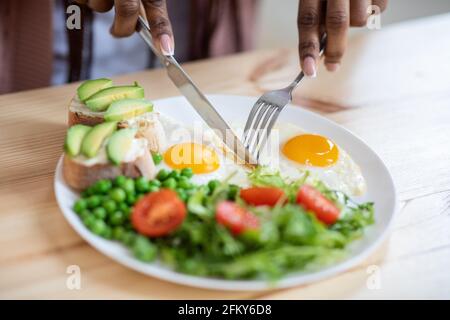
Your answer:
77;78;113;102
80;122;117;158
64;124;92;157
104;99;153;122
107;128;138;165
85;83;145;112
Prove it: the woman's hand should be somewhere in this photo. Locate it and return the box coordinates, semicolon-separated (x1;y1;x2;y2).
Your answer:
75;0;174;55
298;0;388;77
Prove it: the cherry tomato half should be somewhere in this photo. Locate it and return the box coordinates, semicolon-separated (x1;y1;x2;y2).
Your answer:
216;201;260;235
240;187;285;207
296;185;340;225
131;189;186;237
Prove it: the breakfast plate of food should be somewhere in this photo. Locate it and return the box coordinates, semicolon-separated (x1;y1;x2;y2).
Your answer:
54;78;397;291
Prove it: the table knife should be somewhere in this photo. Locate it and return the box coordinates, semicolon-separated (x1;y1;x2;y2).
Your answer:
136;16;257;166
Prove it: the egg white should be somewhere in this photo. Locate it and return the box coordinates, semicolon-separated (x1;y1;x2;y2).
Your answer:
156;114;249;186
154;113;365;196
261;123;366;196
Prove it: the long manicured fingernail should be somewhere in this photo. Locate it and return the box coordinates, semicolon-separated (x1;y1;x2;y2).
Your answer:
160;34;174;56
303;56;317;78
326;63;340;72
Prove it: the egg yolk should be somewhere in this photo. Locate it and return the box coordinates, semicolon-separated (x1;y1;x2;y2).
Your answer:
163;142;220;174
282;134;339;167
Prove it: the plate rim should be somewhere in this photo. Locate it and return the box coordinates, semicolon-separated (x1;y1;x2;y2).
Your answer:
54;94;398;292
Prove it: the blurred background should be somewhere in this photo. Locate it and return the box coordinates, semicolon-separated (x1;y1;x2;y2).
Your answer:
256;0;450;48
1;0;450;94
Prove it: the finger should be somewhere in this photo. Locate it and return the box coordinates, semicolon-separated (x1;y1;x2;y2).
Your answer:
297;0;323;77
325;0;350;71
350;0;371;27
142;0;174;55
87;0;114;12
73;0;88;4
372;0;388;13
111;0;140;37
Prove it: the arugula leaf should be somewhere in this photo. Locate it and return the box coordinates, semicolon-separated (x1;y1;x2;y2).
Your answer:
134;166;375;280
248;166;309;201
331;202;374;241
187;188;211;218
248;166;287;188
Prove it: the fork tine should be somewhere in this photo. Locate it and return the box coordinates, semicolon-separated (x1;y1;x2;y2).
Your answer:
243;98;264;136
250;104;277;155
244;102;270;149
243;101;264;146
256;108;281;161
247;103;273;154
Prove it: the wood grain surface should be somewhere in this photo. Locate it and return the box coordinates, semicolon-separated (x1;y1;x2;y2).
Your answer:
1;14;450;299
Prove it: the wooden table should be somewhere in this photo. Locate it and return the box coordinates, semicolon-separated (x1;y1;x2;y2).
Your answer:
1;14;450;299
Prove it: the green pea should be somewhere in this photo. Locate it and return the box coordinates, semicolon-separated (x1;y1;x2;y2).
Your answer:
94;179;112;194
109;188;126;203
126;194;137;206
168;170;180;180
132;236;157;262
157;169;169;181
79;209;91;220
148;185;159;193
122;206;132;219
162;177;177;189
135;177;150;193
90;219;108;236
85;186;96;196
114;175;127;188
93;207;107;220
87;195;102;209
207;180;220;193
152;152;163;165
176;189;188;202
149;179;161;187
122;178;135;194
83;215;96;228
109;211;125;226
102;199;117;214
73;199;87;214
112;226;126;241
118;202;129;212
80;190;89;198
180;167;193;178
122;231;137;247
177;177;192;189
228;184;239;200
102;226;113;239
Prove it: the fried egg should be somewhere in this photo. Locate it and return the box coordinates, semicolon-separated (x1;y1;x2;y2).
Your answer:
155;113;365;195
163;142;220;174
257;122;366;196
156;114;249;186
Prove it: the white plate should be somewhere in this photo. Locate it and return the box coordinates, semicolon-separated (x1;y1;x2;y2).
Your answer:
54;95;397;291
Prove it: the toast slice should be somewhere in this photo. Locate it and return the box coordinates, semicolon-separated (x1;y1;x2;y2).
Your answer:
68;97;105;127
68;97;167;153
63;138;156;191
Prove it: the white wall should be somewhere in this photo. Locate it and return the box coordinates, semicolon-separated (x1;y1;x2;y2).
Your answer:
255;0;450;49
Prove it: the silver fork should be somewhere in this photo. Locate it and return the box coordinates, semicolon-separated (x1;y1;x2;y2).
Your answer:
243;35;327;160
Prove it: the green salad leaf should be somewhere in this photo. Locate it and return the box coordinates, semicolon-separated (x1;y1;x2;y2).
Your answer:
76;166;375;280
154;169;374;279
248;166;309;201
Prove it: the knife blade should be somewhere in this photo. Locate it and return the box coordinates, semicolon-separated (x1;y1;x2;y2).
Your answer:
136;16;257;166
